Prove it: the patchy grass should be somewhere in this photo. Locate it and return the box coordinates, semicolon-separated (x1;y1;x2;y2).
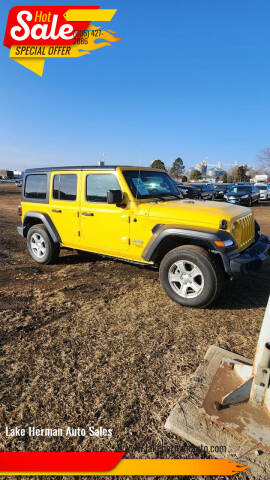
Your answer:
1;184;270;480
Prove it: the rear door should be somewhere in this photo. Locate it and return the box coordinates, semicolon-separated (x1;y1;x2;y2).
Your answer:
49;171;81;248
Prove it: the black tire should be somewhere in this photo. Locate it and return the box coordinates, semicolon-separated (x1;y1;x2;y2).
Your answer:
27;224;60;264
159;245;224;308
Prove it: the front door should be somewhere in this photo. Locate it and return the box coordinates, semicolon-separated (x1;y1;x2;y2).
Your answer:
80;172;130;255
49;171;81;248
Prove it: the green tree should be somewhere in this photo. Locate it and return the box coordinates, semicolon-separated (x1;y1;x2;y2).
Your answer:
150;159;166;170
222;172;228;183
236;165;250;182
189;169;202;181
170;157;185;178
227;167;238;182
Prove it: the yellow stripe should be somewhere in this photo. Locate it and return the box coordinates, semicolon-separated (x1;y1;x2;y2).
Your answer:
0;459;248;476
11;57;45;76
63;9;117;21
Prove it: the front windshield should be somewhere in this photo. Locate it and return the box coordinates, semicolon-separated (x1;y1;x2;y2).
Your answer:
122;170;180;199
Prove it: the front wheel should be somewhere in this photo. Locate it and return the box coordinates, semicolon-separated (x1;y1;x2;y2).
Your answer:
159;245;224;308
27;225;60;264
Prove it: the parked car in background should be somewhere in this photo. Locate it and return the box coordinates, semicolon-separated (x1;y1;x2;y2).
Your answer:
234;182;251;187
187;183;215;200
255;183;270;200
171;179;189;197
213;184;229;200
224;185;260;206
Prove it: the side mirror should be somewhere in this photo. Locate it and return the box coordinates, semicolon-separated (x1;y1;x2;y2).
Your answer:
107;189;123;205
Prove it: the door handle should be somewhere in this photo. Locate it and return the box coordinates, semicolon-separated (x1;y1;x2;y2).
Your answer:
52;209;62;213
82;212;94;216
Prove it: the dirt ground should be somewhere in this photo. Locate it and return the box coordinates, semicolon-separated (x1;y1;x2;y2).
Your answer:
1;183;270;480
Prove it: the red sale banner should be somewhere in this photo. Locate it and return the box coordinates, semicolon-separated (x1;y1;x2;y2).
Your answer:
0;452;125;472
3;6;122;76
4;6;98;46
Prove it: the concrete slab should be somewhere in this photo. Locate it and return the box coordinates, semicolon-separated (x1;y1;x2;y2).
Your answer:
165;345;270;480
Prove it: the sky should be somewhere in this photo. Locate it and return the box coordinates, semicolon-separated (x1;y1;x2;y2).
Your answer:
0;0;270;172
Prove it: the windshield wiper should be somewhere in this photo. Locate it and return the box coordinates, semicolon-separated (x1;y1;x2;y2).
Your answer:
154;194;182;201
167;194;182;200
152;195;167;201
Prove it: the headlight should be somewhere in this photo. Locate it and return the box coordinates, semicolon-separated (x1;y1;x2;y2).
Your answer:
241;195;249;199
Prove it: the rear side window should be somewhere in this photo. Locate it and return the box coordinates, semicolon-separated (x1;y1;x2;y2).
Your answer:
24;174;47;200
53;174;77;201
86;174;120;202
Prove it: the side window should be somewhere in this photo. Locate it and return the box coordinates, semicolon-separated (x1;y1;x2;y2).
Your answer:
24;174;47;200
86;174;121;202
53;174;77;201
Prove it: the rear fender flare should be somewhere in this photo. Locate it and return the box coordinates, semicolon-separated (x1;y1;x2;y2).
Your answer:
22;212;61;243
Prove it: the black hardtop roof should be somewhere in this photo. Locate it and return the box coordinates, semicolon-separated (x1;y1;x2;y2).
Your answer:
24;166;152;173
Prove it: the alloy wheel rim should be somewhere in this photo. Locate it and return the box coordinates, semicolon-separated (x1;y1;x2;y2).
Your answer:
168;260;204;298
30;232;47;258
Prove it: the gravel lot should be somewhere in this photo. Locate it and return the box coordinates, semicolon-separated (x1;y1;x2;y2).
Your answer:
1;183;270;480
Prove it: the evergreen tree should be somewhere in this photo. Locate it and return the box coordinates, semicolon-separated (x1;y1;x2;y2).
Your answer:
222;172;228;183
150;159;166;170
170;157;185;178
236;165;250;182
189;169;202;181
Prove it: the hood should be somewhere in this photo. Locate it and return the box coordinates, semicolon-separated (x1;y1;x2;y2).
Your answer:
135;199;250;229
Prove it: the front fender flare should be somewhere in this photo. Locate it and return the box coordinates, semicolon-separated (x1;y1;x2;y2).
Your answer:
142;225;235;266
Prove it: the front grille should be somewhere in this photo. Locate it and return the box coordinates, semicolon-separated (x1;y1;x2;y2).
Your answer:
233;213;255;251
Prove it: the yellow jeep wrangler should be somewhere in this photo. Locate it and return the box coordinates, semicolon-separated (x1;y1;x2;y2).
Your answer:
17;166;270;308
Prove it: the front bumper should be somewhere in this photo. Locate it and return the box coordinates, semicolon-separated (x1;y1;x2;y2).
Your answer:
225;197;249;205
220;234;270;277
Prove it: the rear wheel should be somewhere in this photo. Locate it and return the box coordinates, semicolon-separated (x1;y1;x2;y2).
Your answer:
27;225;59;264
159;245;224;308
